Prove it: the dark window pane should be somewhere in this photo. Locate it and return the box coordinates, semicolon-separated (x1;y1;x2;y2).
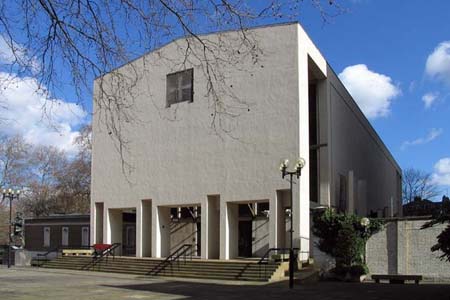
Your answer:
309;84;319;203
238;204;252;217
166;68;193;107
257;202;269;216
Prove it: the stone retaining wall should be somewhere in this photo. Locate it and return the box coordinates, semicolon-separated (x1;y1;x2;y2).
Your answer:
366;218;449;279
311;217;450;280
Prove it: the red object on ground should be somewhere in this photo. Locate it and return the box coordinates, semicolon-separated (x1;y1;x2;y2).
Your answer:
93;244;112;252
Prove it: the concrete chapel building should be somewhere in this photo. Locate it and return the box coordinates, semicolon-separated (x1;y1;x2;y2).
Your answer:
90;22;402;260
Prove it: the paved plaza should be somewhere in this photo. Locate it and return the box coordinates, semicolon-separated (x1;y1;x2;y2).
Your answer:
1;267;450;300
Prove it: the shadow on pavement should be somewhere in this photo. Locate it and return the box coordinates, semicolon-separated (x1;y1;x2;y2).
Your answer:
103;280;450;300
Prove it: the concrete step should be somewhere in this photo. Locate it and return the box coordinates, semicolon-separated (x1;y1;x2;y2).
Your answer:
35;256;281;281
41;262;275;276
50;257;272;266
38;258;278;271
39;264;270;281
40;259;278;269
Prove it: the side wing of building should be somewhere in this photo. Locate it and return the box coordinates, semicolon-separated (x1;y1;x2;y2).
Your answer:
326;66;402;217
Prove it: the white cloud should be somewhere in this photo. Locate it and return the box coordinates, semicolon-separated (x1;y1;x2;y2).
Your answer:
0;72;87;153
401;128;443;150
338;64;401;119
425;41;450;86
432;158;450;186
0;36;19;65
422;92;439;109
0;36;40;73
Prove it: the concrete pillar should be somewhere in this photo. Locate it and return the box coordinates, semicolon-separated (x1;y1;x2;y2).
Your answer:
152;206;170;258
220;201;238;260
269;196;277;249
292;180;309;261
317;79;331;207
297;42;311;262
136;201;152;258
270;191;286;249
92;202;104;245
202;195;220;259
386;221;399;274
90;203;95;246
219;200;227;260
107;209;122;255
136;204;143;258
102;205;108;244
348;170;355;214
201;201;207;259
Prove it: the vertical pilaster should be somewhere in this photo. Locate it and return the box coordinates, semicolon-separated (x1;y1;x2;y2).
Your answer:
201;199;208;259
317;79;331;206
202;195;220;259
220;201;238;260
270;192;286;249
92;202;104;244
152;206;170;258
107;209;123;255
297;35;311;261
219;200;227;260
348;170;355;214
136;204;142;258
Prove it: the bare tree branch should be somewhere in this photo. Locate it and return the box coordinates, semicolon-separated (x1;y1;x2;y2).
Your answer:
402;167;441;203
0;0;345;175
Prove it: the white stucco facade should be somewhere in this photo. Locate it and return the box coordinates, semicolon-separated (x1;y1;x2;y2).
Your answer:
90;22;401;260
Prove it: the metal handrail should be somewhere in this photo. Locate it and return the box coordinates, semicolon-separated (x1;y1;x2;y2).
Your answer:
257;247;299;279
257;247;299;264
81;243;121;270
36;247;60;267
147;244;193;276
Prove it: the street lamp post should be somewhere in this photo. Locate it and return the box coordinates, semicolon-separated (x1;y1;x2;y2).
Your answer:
2;188;20;268
279;158;306;289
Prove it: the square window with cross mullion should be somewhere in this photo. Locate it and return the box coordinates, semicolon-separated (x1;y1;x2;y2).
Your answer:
166;68;194;107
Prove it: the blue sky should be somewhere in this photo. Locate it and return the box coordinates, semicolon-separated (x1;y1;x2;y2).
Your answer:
0;0;449;194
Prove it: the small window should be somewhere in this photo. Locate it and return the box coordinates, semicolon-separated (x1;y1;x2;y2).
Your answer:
166;68;194;107
43;227;51;247
62;227;69;247
81;227;89;247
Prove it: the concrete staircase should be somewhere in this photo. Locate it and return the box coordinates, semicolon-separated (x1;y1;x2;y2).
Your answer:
32;256;282;282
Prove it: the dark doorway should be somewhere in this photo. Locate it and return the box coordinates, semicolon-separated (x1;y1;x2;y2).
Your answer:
122;212;136;256
238;220;252;257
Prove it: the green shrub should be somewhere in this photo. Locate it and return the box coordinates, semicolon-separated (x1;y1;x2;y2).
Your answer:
349;264;369;277
312;208;383;271
335;223;360;267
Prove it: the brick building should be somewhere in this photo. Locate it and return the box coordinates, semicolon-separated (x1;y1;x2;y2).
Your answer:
24;215;90;252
